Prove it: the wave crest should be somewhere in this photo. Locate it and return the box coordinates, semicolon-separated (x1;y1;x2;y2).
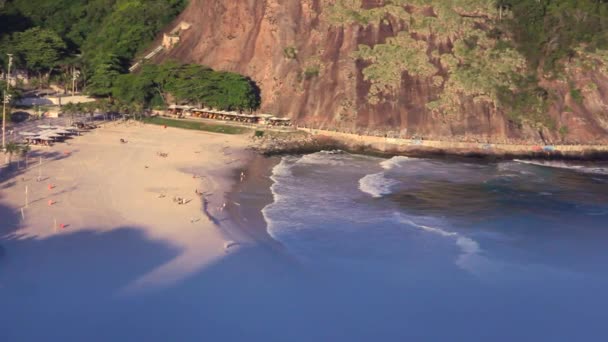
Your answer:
297;151;347;166
381;156;413;170
394;213;484;273
514;159;608;175
359;172;399;198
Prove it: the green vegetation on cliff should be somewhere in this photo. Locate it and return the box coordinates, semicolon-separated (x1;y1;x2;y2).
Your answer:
328;0;608;128
0;0;187;87
0;1;260;113
113;62;261;112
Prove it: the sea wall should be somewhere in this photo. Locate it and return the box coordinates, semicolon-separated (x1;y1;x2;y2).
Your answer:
287;128;608;160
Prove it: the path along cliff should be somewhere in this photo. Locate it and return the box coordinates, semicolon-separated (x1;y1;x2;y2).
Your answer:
157;0;608;146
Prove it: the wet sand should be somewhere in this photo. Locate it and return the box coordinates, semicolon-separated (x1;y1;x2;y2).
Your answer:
225;154;284;249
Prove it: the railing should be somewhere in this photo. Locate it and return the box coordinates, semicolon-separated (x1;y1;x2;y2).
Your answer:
129;45;165;72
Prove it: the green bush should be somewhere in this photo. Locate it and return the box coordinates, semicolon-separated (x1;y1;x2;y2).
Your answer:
283;47;297;59
303;66;320;80
570;88;584;105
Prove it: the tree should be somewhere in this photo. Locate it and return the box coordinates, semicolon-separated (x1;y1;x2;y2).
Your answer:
12;27;66;87
20;144;30;168
87;54;124;97
3;142;21;167
82;101;97;121
61;102;78;124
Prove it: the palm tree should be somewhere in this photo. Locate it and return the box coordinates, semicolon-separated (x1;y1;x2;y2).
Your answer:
61;102;77;125
96;99;111;121
133;102;144;121
20;144;31;169
3;142;21;168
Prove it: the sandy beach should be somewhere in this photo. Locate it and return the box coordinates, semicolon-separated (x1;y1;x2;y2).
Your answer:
1;122;254;291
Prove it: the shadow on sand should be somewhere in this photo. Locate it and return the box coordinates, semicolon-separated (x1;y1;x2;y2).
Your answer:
0;149;77;184
1;199;606;341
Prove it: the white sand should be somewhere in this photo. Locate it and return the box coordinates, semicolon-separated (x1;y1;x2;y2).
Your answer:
0;122;252;291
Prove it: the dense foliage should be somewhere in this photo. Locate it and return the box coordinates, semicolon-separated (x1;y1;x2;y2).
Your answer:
0;0;187;84
112;62;261;112
0;1;260;112
508;0;608;72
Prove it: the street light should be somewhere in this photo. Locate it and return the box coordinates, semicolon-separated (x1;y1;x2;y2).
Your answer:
2;53;13;150
72;69;80;96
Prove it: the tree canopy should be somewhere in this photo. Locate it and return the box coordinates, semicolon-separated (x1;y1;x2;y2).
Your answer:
0;0;187;82
11;27;66;74
110;62;261;112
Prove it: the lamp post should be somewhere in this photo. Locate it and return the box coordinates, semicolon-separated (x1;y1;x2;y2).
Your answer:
71;68;80;96
2;53;13;150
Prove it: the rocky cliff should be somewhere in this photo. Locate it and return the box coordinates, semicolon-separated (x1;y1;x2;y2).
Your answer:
160;0;608;144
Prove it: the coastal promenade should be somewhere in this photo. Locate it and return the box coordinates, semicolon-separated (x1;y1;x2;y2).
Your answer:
298;128;608;157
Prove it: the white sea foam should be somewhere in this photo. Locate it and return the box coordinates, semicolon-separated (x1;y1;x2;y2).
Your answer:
271;157;296;179
263;157;299;241
381;156;414;170
359;172;399;198
514;159;608;175
394;213;485;273
297;151;347;166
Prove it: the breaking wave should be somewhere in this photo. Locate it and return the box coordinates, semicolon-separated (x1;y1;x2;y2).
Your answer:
514;159;608;175
381;156;414;170
271;156;296;179
359;172;399;198
394;213;484;273
297;151;348;166
358;156;415;198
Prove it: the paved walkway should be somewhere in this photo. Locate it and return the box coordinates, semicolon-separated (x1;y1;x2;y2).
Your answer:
299;128;608;155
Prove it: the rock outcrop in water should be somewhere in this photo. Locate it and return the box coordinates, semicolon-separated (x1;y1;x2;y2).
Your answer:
157;0;608;145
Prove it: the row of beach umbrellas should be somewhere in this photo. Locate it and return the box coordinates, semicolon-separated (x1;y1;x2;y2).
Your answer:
18;125;81;142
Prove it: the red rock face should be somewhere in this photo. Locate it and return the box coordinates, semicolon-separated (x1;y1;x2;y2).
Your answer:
161;0;608;144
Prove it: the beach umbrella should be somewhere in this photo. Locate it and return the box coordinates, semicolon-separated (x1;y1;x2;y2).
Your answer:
37;125;54;129
40;131;61;137
19;132;38;136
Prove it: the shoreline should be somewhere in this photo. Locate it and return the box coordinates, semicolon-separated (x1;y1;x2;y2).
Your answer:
224;153;286;252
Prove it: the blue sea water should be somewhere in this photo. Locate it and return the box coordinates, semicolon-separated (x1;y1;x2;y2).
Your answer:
2;151;608;341
262;152;608;340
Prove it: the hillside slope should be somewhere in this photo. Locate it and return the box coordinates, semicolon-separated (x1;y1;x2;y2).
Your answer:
161;0;608;144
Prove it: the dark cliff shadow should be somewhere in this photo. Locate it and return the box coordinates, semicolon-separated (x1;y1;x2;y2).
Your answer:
0;220;181;341
1;220;605;342
0;201;20;258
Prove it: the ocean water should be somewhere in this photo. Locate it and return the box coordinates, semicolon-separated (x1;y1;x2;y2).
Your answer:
3;151;608;341
262;151;608;340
